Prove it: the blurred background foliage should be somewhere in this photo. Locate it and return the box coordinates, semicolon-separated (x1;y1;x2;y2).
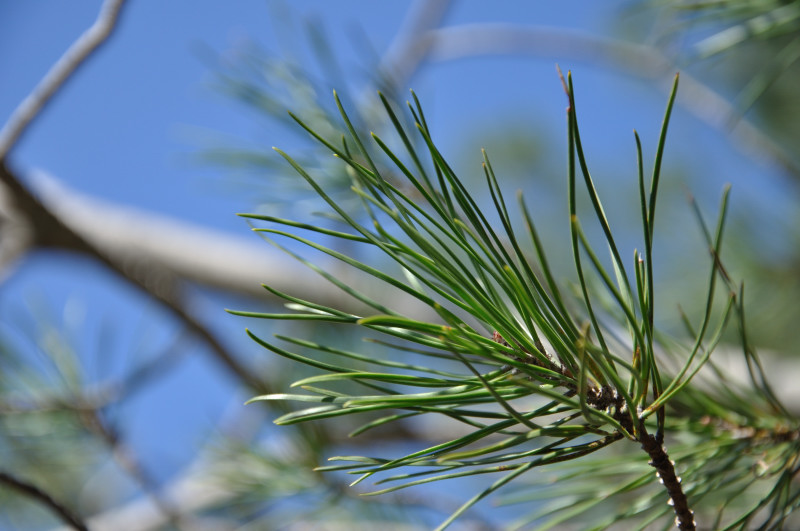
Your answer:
631;0;800;354
2;0;800;529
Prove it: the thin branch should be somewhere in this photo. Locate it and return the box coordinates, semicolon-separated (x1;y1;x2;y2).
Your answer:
639;423;696;530
26;171;357;305
0;470;88;531
377;0;452;90
0;332;190;417
381;22;799;178
0;0;128;160
0;161;266;393
81;409;187;530
66;449;496;531
0;170;440;322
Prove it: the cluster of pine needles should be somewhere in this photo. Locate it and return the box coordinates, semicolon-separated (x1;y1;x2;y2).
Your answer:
231;71;800;530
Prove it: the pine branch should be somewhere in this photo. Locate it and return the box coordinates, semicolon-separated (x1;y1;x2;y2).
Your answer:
639;424;695;530
235;69;800;528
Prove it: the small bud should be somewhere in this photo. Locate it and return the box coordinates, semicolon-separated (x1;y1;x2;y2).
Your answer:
667;499;674;506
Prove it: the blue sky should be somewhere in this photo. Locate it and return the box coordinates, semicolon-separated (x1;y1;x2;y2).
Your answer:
1;0;796;525
3;1;788;229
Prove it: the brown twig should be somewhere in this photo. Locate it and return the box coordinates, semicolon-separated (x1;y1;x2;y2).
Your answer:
492;330;697;528
0;470;88;530
81;409;188;530
639;423;696;530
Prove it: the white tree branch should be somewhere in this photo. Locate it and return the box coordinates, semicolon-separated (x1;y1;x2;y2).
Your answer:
17;171;436;321
377;0;452;89
0;0;128;160
382;22;797;177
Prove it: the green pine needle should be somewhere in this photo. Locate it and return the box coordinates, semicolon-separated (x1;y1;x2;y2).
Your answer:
233;72;799;529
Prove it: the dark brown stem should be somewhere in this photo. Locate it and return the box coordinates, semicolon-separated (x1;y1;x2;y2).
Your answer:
492;332;695;527
639;424;696;530
0;470;88;530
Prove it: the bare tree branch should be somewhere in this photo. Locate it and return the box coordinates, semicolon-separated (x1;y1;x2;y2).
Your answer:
0;169;441;323
81;409;188;530
0;470;88;531
381;22;799;178
0;0;128;160
0;161;267;393
377;0;452;89
27;171;350;305
49;464;235;531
